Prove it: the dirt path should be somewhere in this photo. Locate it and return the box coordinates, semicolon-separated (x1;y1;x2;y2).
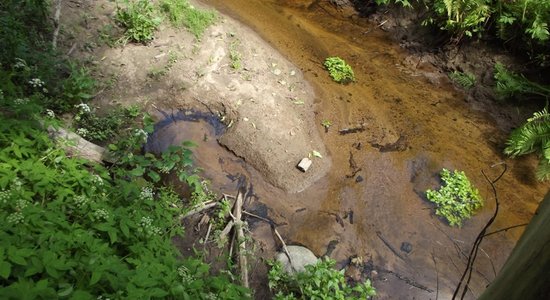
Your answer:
60;0;549;299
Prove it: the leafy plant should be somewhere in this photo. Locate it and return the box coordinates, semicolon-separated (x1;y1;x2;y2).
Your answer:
494;62;550;100
159;0;217;38
58;63;95;110
426;169;483;227
505;108;550;180
324;57;355;84
229;40;242;70
115;0;161;44
73;104;141;142
449;70;476;88
321;120;332;133
267;257;376;300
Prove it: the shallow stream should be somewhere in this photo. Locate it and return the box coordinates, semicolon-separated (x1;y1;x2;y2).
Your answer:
157;1;548;298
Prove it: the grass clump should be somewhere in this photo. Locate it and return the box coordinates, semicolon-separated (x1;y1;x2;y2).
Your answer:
426;169;483;227
268;257;376;300
115;0;161;44
449;70;476;89
160;0;217;39
324;56;355;84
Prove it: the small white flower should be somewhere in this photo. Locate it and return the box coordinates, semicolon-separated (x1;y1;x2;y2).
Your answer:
75;103;91;114
93;208;109;220
0;190;11;204
140;187;154;201
134;129;148;143
12;178;23;190
0;89;4;100
45;109;55;118
76;128;88;137
29;78;45;88
91;174;104;186
74;195;89;208
14;98;29;105
15;199;28;210
7;212;24;224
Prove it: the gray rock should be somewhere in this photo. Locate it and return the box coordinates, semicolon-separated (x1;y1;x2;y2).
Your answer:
276;245;318;274
297;157;312;172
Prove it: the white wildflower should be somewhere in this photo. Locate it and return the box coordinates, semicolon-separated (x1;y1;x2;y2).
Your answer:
7;212;24;224
75;103;91;114
134;129;148;142
91;174;104;186
0;190;10;204
12;178;23;191
74;195;89;208
0;89;4;100
140;187;154;201
45;109;55;118
29;78;45;88
15;199;28;210
76;128;89;137
14;98;29;105
93;208;109;220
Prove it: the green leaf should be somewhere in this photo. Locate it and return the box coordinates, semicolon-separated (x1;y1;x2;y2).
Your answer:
130;166;145;177
0;261;11;279
90;270;102;285
107;229;118;244
120;221;130;238
58;283;74;297
148;170;161;182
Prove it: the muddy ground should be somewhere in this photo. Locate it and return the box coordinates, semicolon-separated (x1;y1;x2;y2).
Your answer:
60;0;548;299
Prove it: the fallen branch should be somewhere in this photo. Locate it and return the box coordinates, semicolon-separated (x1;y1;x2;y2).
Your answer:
453;163;506;300
180;201;218;220
234;189;248;288
47;125;114;164
243;210;295;272
338;124;366;135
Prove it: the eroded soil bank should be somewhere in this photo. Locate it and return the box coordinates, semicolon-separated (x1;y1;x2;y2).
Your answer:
60;0;549;299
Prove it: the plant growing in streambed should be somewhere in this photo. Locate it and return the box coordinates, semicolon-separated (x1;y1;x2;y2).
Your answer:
426;169;483;227
324;57;355;84
267;257;376;299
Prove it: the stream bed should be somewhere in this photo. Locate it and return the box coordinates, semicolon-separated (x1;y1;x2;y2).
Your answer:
156;1;549;299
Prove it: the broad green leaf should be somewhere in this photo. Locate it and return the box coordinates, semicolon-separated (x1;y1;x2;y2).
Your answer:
90;270;102;285
129;166;145;177
0;261;11;279
57;283;73;297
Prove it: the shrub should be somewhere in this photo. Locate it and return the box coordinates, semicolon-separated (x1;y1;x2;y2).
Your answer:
159;0;217;38
267;257;376;300
324;57;355;84
426;169;483;227
115;0;162;44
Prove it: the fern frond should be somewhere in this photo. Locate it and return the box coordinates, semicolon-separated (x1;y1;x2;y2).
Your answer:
504;118;550;156
528;107;550;122
536;158;550;181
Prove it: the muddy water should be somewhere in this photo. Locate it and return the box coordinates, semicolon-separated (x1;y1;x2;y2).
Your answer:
170;1;547;299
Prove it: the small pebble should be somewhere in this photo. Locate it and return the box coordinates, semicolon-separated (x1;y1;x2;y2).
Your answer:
355;175;364;183
400;242;413;253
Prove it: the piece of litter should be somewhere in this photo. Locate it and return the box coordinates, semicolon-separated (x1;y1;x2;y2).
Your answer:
273;69;282;76
290;70;296;76
311;150;322;158
297;158;312;172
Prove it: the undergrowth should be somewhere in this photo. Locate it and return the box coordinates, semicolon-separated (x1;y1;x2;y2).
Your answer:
267;257;376;300
0;1;250;298
115;0;161;44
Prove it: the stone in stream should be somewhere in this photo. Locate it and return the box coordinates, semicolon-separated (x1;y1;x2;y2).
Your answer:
297;157;312;172
276;245;318;274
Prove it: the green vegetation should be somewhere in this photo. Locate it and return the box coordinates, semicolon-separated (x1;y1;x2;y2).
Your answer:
324;57;355;84
505;108;550;180
73;104;141;142
374;0;550;61
494;63;550;100
267;257;376;299
0;1;250;298
115;0;162;44
426;169;483;227
160;0;217;38
449;70;476;89
229;40;242;70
